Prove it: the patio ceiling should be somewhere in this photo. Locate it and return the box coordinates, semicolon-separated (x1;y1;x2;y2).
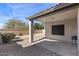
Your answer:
33;8;77;22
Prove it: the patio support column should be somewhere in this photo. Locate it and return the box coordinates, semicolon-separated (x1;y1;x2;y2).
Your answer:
77;7;79;55
29;20;34;43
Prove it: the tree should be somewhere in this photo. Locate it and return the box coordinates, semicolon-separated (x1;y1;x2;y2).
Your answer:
34;23;44;30
4;19;28;30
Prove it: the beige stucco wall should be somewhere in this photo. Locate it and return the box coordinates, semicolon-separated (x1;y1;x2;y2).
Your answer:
44;18;77;43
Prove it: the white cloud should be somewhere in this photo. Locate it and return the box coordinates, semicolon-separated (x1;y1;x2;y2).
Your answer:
0;15;13;29
0;15;12;20
0;23;4;29
7;3;56;18
7;3;37;17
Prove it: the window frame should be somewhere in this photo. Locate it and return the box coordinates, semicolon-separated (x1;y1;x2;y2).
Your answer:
51;24;65;35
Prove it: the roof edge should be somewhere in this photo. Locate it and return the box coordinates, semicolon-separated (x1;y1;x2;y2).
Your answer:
27;3;76;20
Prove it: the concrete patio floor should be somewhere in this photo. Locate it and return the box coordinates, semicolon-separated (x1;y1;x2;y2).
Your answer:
37;39;78;56
0;32;78;56
14;33;78;56
0;42;60;56
0;38;78;56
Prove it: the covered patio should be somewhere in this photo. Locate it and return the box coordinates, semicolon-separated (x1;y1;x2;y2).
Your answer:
27;3;79;56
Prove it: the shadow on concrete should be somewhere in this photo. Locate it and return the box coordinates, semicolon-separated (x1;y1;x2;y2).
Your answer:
0;41;60;56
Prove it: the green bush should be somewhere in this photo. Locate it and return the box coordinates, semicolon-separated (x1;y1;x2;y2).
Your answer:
0;33;16;43
34;23;44;30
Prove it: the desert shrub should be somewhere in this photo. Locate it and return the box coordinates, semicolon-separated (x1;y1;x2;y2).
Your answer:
0;33;16;43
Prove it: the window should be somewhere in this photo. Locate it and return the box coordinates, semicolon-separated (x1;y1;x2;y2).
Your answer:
52;25;64;35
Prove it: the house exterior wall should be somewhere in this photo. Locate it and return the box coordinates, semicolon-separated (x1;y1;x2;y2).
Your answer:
44;18;77;43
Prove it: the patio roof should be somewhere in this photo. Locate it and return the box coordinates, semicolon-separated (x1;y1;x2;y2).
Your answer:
27;3;77;20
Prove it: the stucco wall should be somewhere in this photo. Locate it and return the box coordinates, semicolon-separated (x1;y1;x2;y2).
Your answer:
44;19;77;43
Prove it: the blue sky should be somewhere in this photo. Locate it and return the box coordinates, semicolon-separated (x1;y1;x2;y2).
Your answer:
0;3;57;29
